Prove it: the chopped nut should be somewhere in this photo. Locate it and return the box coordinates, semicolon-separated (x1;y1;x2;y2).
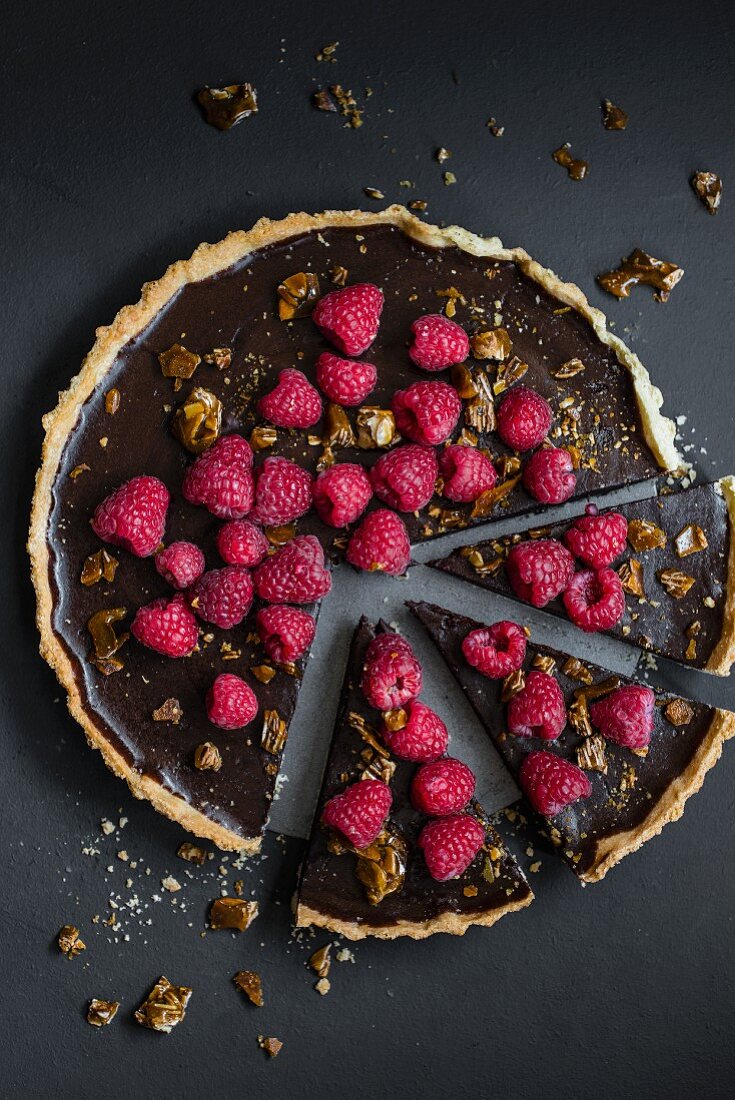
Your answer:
315;978;331;996
436;146;452;163
552;143;588;180
691;171;722;215
161;875;181;893
277;272;320;320
664;698;695;726
87;999;119;1027
601;99;628;130
308;944;332;979
234;970;263;1006
597;249;684;302
105;388;121;414
250;425;278;451
576;735;608;773
193;742;222;771
261;709;287;754
331;265;349;286
618;558;645;598
356;406;396;449
486;117;504;137
364;187;384;200
258;1036;283;1058
69;463;91;480
177;842;207;865
470;328;512;361
657;568;695;599
316;41;338;61
551;358;585;379
210;897;258;931
172;386;222;453
58;925;86;959
627;518;667;551
674;524;708;558
152;698;183;724
135;976;192;1033
463;884;479;897
197;83;258;130
81;548;119;587
328;84;363;128
203;347;232;370
159;343;201;380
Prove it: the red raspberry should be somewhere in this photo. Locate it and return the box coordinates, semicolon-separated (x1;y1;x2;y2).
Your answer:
370;445;438;512
206;673;258;730
182;435;254;520
360;632;422;710
346;509;411;576
392;381;461;445
589;685;655;750
313;283;384;357
91;475;169;557
131;593;198;658
321;778;392;849
438;445;497;502
496;386;553;452
155;541;205;589
563;508;628;569
250;456;313;526
418;814;486;881
312;463;373;527
411;757;476;816
462;622;527;679
315;352;377;406
506;539;575;608
408;314;470;371
519;751;592;816
507;670;566;740
256;604;316;663
563;568;625;632
522;447;576;504
189;566;254;629
253;535;332;604
216;519;269;567
381;700;448;762
257;368;322;429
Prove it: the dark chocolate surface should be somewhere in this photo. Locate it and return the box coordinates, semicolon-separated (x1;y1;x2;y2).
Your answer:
410;601;723;878
431;480;731;668
297;617;531;928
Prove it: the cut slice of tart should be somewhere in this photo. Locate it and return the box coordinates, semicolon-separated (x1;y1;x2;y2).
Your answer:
409;600;735;884
295;617;533;938
29;205;681;849
430;478;735;675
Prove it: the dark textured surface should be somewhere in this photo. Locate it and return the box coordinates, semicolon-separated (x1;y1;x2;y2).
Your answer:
3;1;735;1096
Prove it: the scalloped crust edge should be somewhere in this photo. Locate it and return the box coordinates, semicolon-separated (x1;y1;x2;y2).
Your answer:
27;204;682;853
580;707;735;883
704;476;735;675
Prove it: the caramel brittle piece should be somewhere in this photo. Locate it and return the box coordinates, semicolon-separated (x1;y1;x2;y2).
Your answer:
308;944;332;979
354;824;408;905
87;608;128;672
470;327;512;361
261;709;287;754
561;656;593;684
234;970;263;1006
552;143;589;180
551;358;585;379
193;742;222;771
152;697;182;724
664;698;695;726
197;83;258;130
210;897;258;931
657;568;695;599
464;372;496;432
203;347;232;370
258;1036;283;1058
618;558;645;598
58;924;86;959
177;842;207;865
87;998;119;1027
250;425;278;451
159;343;201;380
81;548;119;587
597;249;684;302
627;518;667;552
576;735;608;774
172;386;222;453
450;363;479;400
602;99;628;130
501;669;526;702
105;388;120;414
674;524;708;558
277;272;320;320
356;406;396;449
691;171;722;215
135;976;192;1033
470;476;520;518
251;664;276;684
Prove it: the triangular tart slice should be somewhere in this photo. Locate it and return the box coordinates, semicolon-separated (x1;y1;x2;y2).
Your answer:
429;478;735;675
409;600;735;884
295;617;533;939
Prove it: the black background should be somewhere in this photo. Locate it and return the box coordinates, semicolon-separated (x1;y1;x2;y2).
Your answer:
3;2;735;1096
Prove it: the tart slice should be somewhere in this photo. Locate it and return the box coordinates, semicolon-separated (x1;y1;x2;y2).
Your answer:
429;478;735;675
295;617;533;938
409;600;735;883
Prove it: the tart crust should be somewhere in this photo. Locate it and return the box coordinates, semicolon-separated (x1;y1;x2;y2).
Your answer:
28;205;682;851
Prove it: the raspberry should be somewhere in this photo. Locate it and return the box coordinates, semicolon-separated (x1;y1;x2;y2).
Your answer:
182;434;254;519
131;593;198;658
506;539;575;608
257;368;322;429
519;751;592;816
408;314;470;371
189;566;254;629
321;778;392;848
496;386;553;452
411;758;476;816
563;509;628;569
438;445;497;502
589;685;655;750
462;622;527;679
206;673;258;730
563;568;625;632
392;381;461;445
418;814;486;881
381;700;448;762
312;463;373;527
250;456;313;526
507;670;567;740
256;604;316;663
315;352;377;406
522;447;576;504
346;509;411;576
91;475;169;557
155;541;205;589
313;283;384;357
253;535;332;604
360;632;422;710
216;519;269;567
370;445;438;512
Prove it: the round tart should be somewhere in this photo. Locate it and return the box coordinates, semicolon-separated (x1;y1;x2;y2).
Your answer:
28;206;680;851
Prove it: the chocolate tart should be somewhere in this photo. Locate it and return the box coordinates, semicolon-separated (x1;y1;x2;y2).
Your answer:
409;601;735;883
429;478;735;675
295;617;533;938
29;206;681;850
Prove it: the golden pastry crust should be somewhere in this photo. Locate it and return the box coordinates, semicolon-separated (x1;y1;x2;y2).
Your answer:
705;476;735;675
294;888;533;941
580;707;735;883
28;205;681;852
